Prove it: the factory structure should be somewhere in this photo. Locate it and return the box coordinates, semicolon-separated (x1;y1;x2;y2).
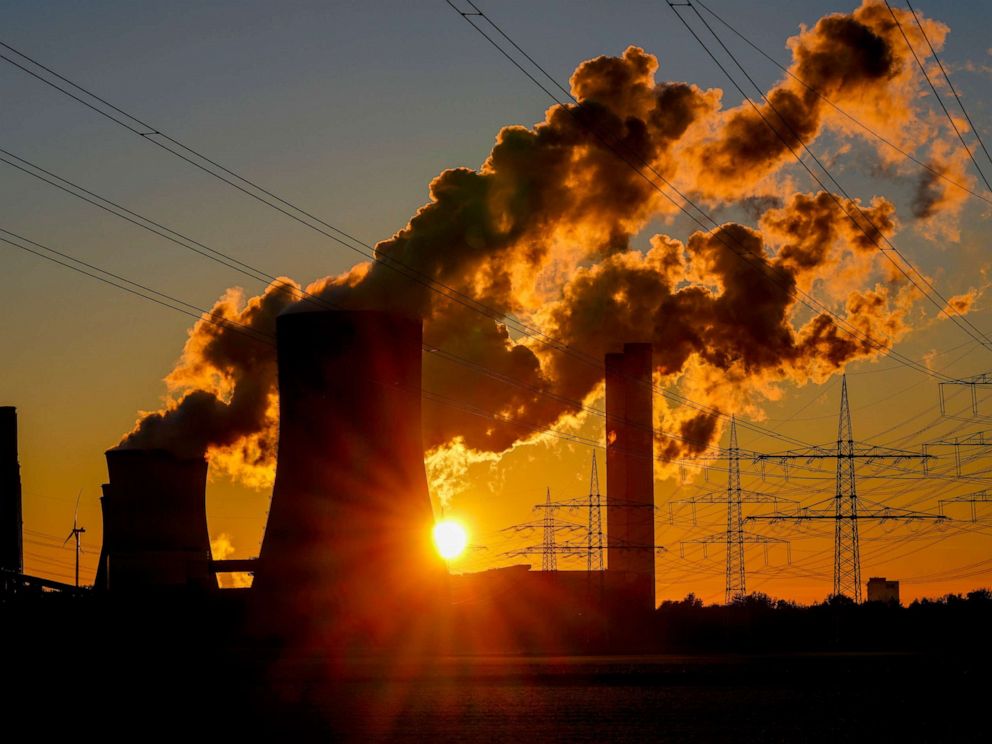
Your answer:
2;309;663;651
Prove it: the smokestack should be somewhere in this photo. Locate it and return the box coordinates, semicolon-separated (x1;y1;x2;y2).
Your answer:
0;407;23;575
251;309;447;647
95;449;215;592
605;343;655;612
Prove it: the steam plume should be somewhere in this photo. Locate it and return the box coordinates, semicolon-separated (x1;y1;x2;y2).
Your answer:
118;1;978;483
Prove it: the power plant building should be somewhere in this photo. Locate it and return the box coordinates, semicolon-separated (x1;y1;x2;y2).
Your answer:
867;577;900;604
0;407;23;575
605;343;656;613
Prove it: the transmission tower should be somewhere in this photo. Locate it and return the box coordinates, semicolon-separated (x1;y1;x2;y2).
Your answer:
752;375;941;602
542;487;557;572
923;429;992;477
726;417;745;601
587;453;604;571
938;372;992;416
677;416;792;603
939;489;992;522
834;376;860;600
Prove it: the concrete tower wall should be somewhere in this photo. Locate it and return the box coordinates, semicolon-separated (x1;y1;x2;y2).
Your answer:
251;310;446;646
605;343;655;612
0;407;23;575
95;449;214;591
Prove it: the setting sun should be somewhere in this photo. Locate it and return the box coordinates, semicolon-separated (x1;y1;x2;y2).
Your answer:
433;519;469;561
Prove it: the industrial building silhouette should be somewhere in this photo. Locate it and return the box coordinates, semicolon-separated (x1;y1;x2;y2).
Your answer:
5;309;661;651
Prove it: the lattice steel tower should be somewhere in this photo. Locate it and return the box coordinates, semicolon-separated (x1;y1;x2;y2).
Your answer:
587;453;604;571
834;376;861;601
725;417;745;603
542;487;558;572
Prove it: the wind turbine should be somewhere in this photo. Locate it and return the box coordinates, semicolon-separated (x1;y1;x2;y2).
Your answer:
63;489;86;589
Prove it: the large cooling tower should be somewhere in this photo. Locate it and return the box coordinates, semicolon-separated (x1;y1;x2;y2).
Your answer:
605;343;655;612
251;310;447;647
95;448;214;591
0;407;23;575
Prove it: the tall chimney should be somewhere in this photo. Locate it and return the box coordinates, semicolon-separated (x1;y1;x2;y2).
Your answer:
0;407;23;575
251;310;446;647
95;449;214;591
605;343;655;612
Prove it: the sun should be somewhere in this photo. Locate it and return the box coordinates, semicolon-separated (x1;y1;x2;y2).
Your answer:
433;519;469;561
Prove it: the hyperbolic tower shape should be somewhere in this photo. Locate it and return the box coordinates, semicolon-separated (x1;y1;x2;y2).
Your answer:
251;309;446;647
96;448;214;591
834;375;861;602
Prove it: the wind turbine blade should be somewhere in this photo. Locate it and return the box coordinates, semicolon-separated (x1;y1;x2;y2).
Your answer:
74;488;83;525
63;532;73;547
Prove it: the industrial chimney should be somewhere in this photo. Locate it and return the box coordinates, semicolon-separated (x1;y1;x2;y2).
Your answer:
0;407;23;575
251;309;447;648
95;448;215;592
605;343;655;613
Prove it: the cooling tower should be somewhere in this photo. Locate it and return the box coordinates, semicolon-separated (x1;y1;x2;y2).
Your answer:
0;407;23;575
605;343;655;612
95;448;214;591
251;309;447;647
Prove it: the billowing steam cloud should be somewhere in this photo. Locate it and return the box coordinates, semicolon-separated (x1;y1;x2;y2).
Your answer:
119;1;978;486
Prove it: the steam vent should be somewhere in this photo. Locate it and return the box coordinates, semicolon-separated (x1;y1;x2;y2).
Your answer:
605;343;655;613
251;309;447;647
95;448;214;592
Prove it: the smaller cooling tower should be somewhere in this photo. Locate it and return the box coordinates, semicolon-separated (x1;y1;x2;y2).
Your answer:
251;309;447;648
95;448;215;592
0;407;23;575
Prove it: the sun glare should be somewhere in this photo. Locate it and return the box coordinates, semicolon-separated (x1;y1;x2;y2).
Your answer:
433;519;469;561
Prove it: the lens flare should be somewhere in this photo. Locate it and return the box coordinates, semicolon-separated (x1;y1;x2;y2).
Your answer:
433;519;469;560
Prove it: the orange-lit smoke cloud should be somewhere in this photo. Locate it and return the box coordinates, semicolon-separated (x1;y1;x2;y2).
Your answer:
118;279;301;485
118;1;977;481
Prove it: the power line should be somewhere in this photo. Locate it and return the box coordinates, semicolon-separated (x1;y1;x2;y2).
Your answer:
3;225;758;473
444;1;958;384
883;0;992;193
690;0;992;205
670;0;992;354
0;23;963;471
904;0;992;171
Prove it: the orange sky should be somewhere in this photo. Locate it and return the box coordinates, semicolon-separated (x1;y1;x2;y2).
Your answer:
4;0;992;604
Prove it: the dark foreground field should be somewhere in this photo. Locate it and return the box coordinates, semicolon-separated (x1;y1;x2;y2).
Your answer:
3;593;989;741
8;647;987;741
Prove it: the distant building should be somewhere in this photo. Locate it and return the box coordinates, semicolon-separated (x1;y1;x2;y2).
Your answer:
867;577;900;604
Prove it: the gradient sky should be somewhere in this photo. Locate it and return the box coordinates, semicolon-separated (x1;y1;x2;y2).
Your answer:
2;0;991;603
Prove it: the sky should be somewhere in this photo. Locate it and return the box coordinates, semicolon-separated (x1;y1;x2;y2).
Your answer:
2;0;992;604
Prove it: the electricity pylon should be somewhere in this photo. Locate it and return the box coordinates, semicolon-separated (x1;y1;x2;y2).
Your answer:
678;417;791;603
938;372;992;416
751;375;941;602
586;453;604;571
542;487;557;572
